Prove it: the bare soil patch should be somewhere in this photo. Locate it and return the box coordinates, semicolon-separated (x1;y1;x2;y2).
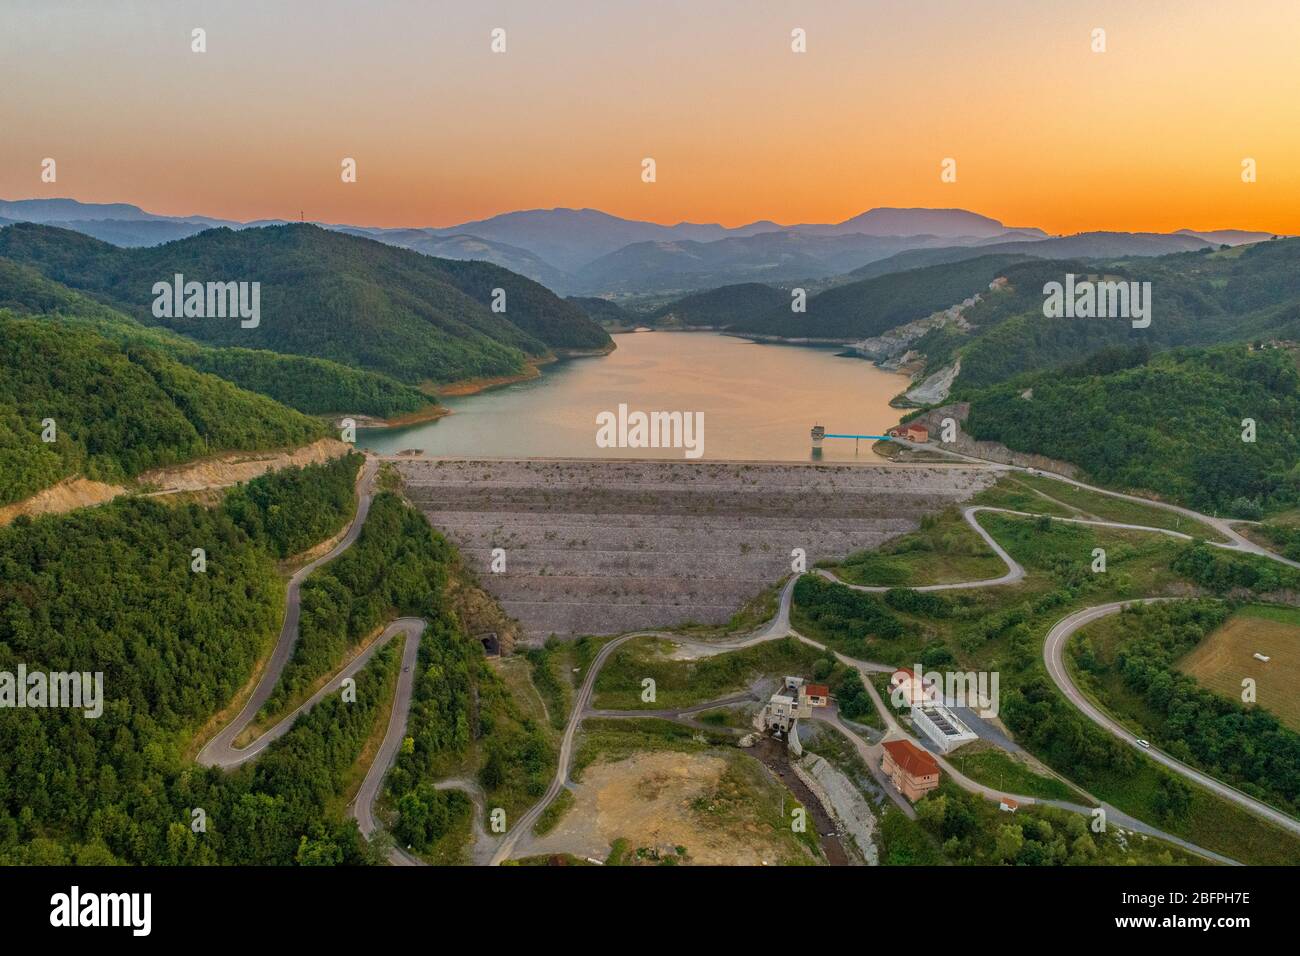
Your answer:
0;477;126;526
521;749;821;865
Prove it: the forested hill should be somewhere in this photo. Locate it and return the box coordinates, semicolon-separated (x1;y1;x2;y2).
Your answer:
0;222;611;385
650;282;789;328
962;344;1300;515
0;455;384;864
0;315;325;506
0;258;435;419
725;254;1027;340
928;240;1300;390
427;257;612;351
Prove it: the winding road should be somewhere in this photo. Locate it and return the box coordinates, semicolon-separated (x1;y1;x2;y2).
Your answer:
193;458;436;865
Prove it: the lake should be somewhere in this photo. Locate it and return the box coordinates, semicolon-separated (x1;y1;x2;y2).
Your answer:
359;331;911;461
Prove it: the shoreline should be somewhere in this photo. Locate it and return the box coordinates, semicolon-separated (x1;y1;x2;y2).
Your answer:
357;342;620;427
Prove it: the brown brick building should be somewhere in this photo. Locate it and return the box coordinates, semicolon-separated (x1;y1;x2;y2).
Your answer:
881;739;941;801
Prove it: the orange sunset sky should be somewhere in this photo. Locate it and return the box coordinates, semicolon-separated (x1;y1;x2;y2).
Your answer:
2;0;1299;233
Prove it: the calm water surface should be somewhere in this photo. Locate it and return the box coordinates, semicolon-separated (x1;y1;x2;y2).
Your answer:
359;332;911;461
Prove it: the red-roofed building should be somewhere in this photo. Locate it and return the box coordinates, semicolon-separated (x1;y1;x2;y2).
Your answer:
888;423;930;443
804;684;830;707
881;739;941;801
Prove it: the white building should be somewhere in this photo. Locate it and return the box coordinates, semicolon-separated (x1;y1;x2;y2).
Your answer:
754;679;830;738
911;704;978;753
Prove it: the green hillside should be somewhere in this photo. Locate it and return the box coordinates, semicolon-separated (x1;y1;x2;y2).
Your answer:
0;316;324;505
728;255;1024;340
651;282;788;328
0;222;610;386
567;295;639;329
937;241;1300;389
0;257;436;418
962;345;1300;514
0;455;403;865
427;257;611;350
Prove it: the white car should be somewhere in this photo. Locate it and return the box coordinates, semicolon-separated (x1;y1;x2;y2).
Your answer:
1135;738;1151;749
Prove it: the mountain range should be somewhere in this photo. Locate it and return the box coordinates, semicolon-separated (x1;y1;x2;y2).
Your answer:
2;198;1276;297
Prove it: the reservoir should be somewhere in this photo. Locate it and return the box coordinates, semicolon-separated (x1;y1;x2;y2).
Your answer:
359;331;911;461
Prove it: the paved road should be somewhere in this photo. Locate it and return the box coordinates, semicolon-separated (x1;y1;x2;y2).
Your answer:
197;458;380;769
348;617;428;866
1044;599;1300;838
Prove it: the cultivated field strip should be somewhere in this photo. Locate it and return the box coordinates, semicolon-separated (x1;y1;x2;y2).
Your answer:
398;458;995;640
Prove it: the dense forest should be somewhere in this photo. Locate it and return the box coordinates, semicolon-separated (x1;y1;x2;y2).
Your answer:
792;575;907;657
427;256;611;350
0;222;610;386
912;784;1183;865
0;257;438;418
727;255;1023;339
0;457;375;864
962;345;1300;514
567;295;638;328
934;239;1300;389
650;282;789;328
1070;600;1300;815
258;492;453;720
0;315;324;505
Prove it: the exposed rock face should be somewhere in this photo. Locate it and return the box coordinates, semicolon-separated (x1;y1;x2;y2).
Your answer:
793;752;879;865
850;275;1010;397
905;360;961;405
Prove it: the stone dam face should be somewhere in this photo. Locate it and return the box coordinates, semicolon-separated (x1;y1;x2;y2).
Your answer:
394;458;997;643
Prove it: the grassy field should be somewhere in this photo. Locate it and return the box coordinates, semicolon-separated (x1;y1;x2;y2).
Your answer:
1177;604;1300;733
1012;473;1226;542
591;636;823;711
978;512;1187;591
971;476;1076;517
948;743;1081;802
830;506;1004;588
694;705;756;729
494;655;553;728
